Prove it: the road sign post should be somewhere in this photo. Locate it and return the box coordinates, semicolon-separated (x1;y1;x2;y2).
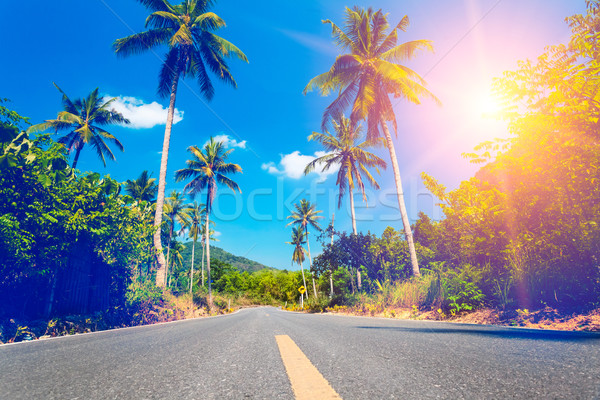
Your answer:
298;286;306;308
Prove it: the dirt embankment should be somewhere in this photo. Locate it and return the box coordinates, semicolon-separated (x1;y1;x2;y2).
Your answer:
325;305;600;332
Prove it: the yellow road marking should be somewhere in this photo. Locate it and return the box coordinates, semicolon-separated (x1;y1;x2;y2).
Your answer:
275;335;342;400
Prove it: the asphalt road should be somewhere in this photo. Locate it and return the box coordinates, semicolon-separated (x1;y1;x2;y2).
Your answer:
1;307;599;399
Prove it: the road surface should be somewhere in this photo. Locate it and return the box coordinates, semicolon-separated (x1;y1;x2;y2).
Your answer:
1;307;599;399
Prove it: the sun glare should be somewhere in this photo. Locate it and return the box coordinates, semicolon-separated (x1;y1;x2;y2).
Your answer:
475;91;504;119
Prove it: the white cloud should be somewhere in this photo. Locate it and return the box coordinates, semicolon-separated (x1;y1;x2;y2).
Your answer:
106;95;184;129
206;134;247;149
262;151;338;183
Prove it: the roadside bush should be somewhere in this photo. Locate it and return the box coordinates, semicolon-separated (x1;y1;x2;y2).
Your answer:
425;263;486;315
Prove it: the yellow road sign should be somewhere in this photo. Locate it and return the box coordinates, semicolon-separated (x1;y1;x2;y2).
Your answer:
298;286;306;294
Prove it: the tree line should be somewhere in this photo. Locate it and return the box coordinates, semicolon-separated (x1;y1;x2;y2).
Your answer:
2;0;599;325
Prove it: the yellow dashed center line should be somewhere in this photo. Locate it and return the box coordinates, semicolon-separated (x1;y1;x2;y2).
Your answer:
275;335;342;400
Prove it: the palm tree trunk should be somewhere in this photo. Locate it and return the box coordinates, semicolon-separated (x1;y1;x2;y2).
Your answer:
329;213;335;299
206;193;213;307
154;70;181;287
72;146;83;169
305;226;318;299
381;121;420;277
201;240;205;287
349;189;358;235
165;229;173;288
189;240;195;294
348;193;362;290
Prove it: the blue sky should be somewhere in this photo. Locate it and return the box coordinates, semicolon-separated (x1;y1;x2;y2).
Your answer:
0;0;586;269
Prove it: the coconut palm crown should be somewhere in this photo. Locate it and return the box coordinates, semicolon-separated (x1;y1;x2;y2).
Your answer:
305;116;386;235
125;170;158;203
27;84;129;169
304;6;439;138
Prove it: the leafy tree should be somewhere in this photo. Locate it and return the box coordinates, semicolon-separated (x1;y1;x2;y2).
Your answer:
412;212;438;252
287;199;323;297
125;170;158;203
0;98;30;129
175;137;242;304
27;84;129;169
304;7;439;277
305;116;386;235
1;126;154;318
422;1;600;306
113;0;248;285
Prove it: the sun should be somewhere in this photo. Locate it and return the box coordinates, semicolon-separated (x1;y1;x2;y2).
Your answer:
475;91;504;119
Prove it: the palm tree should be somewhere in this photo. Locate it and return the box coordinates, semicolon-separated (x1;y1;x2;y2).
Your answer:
125;170;158;203
27;84;129;169
287;227;308;302
113;0;248;286
167;240;185;288
287;199;323;298
175;137;242;304
163;190;190;285
199;221;218;287
179;201;205;294
304;7;440;276
305;116;386;235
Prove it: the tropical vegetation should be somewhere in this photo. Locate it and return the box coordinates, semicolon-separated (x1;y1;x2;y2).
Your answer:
2;2;600;342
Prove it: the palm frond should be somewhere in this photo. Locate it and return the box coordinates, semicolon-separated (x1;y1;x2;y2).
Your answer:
114;28;173;56
137;0;174;13
158;47;182;98
193;12;226;31
380;40;434;63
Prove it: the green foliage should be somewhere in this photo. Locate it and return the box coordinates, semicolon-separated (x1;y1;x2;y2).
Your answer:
0;98;30;128
419;2;600;309
424;264;485;315
126;280;164;306
0;109;155;319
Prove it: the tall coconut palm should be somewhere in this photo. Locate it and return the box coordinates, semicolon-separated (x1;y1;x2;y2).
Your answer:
199;221;218;287
27;84;129;169
167;240;186;288
287;227;308;301
113;0;248;286
179;201;205;294
163;190;190;285
287;199;323;298
125;170;158;203
175;137;242;304
304;7;440;276
305;116;386;235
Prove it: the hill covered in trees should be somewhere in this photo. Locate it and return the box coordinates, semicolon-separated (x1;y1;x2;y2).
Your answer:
180;242;271;273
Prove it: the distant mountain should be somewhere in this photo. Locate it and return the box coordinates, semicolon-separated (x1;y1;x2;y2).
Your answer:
180;241;270;273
